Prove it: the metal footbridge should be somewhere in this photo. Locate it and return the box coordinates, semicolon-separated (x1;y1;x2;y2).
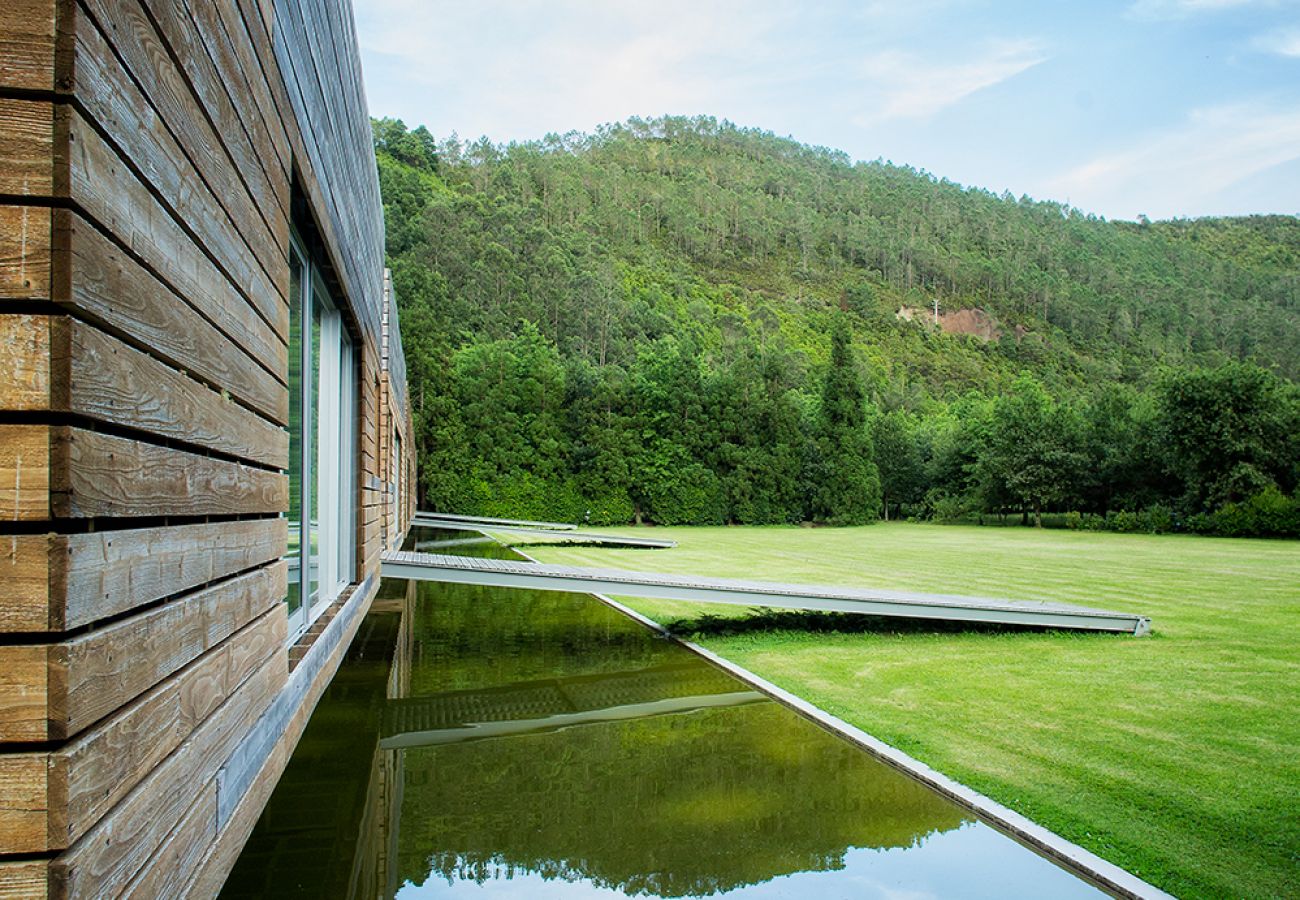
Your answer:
412;512;577;531
412;512;676;548
380;550;1152;635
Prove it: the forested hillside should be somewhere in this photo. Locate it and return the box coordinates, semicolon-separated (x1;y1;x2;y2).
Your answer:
374;116;1300;533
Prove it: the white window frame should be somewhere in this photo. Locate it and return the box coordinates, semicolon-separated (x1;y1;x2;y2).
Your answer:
287;230;357;641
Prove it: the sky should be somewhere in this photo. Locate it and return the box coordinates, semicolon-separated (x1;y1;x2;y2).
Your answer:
353;0;1300;222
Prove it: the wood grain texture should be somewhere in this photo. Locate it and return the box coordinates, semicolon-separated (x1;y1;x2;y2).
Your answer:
69;6;288;334
0;0;58;91
0;99;55;196
0;535;54;632
0;607;285;855
0;645;49;742
59;427;287;519
270;0;386;346
8;560;286;743
68;320;288;468
0;314;55;410
59;211;288;423
66;518;285;632
63;109;287;387
205;0;291;180
0;424;50;520
0;860;47;900
0;204;52;299
54;653;284;900
83;0;289;234
145;0;292;224
119;784;218;899
0;518;286;634
0;754;49;853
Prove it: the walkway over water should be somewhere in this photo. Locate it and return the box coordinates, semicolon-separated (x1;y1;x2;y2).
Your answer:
420;523;677;548
412;511;576;530
381;549;1153;635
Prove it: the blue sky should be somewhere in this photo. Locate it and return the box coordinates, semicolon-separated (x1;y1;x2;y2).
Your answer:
354;1;1300;221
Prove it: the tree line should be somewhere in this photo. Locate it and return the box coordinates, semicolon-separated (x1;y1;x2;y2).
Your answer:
373;116;1300;536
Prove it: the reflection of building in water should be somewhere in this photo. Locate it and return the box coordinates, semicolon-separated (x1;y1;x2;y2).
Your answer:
225;569;973;900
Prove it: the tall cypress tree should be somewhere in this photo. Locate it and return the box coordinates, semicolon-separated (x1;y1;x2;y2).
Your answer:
806;317;881;524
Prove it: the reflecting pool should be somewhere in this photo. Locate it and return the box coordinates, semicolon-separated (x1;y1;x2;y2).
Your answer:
221;530;1106;899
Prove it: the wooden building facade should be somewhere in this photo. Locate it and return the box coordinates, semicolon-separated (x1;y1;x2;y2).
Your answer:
0;0;413;895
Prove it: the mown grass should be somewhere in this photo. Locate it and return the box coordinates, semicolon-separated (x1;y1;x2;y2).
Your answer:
524;523;1300;899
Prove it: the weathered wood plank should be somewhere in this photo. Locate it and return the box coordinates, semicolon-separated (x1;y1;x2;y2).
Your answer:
0;560;285;743
64;109;287;384
0;0;58;91
0;315;285;466
59;427;287;519
0;536;53;632
182;0;291;179
69;8;288;332
62;520;285;633
0;754;48;853
270;0;385;345
0;645;49;742
53;653;284;900
0;314;56;410
0;518;286;634
120;783;218;899
0;606;284;855
0;98;55;196
68;319;288;467
0;204;52;298
17;424;271;522
86;0;289;231
0;423;50;519
58;211;287;423
204;0;291;179
0;860;47;900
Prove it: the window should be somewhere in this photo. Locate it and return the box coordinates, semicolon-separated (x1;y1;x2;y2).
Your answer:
392;431;401;547
287;232;356;639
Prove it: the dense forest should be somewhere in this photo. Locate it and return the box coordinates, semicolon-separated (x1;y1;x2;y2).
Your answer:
373;115;1300;535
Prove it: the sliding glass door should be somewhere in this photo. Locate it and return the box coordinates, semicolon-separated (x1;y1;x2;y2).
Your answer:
287;233;356;640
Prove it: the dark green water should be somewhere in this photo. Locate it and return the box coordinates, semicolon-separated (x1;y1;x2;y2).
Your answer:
221;530;1105;899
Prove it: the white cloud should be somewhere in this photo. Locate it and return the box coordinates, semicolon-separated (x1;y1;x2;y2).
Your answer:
355;0;800;140
1253;26;1300;55
1044;100;1300;218
855;40;1047;123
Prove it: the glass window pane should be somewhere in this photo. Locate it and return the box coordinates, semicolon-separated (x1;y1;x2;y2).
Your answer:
338;334;354;584
286;252;304;623
310;294;323;605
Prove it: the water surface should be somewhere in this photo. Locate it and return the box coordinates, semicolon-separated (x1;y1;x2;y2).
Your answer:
221;530;1105;899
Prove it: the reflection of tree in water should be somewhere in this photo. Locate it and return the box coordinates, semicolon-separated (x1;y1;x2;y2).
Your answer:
398;700;968;897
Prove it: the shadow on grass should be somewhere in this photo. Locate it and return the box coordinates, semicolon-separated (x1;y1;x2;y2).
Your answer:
661;608;1091;638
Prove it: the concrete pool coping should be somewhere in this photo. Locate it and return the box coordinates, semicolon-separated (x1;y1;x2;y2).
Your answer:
505;544;1175;900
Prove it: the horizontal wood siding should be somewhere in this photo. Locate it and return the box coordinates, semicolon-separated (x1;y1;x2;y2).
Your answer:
0;0;404;894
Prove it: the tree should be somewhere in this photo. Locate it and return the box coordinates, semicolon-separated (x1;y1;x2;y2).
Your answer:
1156;362;1297;510
873;410;923;520
982;375;1086;526
806;317;881;524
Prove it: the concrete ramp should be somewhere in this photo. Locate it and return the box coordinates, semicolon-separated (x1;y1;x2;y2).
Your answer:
381;550;1152;636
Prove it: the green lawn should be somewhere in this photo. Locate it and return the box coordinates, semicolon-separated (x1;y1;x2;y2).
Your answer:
524;523;1300;900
